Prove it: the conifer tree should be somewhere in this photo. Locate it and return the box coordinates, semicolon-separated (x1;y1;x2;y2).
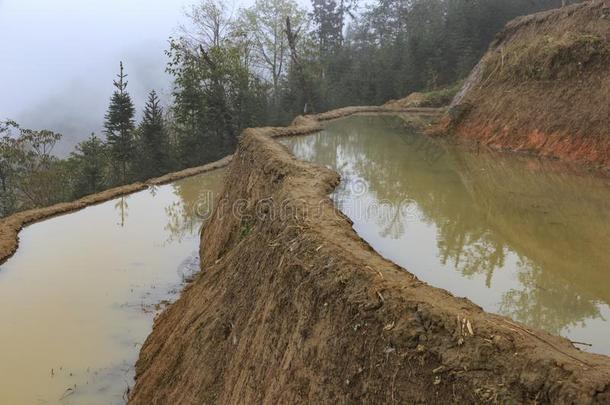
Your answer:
71;133;107;197
139;90;170;178
104;61;135;184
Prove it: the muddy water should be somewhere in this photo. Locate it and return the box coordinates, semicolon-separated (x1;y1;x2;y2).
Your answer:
0;170;223;404
282;114;610;355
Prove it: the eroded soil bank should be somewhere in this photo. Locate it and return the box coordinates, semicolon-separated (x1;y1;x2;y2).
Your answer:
440;1;610;171
130;112;610;404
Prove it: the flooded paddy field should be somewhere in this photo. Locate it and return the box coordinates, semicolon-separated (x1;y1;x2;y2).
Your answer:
282;114;610;355
0;170;223;404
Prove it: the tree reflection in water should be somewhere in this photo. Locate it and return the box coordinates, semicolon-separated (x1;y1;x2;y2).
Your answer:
283;115;610;351
114;196;129;227
111;172;224;244
500;257;603;335
163;170;225;244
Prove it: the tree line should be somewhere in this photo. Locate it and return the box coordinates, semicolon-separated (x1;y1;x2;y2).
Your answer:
1;0;573;217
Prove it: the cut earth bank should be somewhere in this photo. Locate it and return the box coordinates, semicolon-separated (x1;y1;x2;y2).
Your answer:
438;0;610;172
129;106;610;404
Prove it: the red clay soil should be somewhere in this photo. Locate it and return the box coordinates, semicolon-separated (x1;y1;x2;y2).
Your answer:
441;1;610;171
0;155;232;265
130;110;610;404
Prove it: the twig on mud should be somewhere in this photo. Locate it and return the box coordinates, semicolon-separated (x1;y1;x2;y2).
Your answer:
465;319;474;336
570;340;593;347
492;318;593;367
383;321;395;331
365;265;384;279
391;363;400;403
59;387;74;400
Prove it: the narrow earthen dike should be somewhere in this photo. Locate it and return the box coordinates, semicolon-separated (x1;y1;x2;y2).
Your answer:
130;109;610;404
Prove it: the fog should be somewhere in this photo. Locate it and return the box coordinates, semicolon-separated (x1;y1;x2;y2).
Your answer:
1;0;316;155
0;0;209;155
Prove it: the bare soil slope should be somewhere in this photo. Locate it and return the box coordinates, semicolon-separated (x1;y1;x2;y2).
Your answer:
130;111;610;404
442;1;610;170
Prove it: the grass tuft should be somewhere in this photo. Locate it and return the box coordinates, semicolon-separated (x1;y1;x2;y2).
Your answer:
484;32;609;82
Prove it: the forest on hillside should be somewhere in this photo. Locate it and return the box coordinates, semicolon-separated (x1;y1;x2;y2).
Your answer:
0;0;576;217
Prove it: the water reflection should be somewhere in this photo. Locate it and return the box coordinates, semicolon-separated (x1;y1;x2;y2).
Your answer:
0;169;224;405
164;172;224;244
282;115;610;354
500;258;603;335
115;196;129;227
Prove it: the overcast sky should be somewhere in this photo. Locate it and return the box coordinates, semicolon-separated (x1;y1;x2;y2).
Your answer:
0;0;265;155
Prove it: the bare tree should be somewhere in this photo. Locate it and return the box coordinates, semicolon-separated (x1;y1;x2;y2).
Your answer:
285;16;314;114
180;0;233;50
240;0;306;105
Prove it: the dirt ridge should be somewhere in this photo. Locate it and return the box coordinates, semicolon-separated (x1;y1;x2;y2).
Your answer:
130;108;610;404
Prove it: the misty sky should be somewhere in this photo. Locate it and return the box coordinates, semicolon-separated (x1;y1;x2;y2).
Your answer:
0;0;266;155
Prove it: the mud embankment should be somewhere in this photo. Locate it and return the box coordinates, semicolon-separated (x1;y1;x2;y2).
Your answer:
130;110;610;404
0;156;232;265
441;1;610;171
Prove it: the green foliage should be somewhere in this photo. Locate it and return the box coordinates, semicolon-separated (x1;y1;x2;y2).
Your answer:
137;90;170;178
0;122;66;215
0;121;21;215
239;221;252;239
484;32;609;82
167;15;270;168
418;82;464;108
310;0;354;55
104;61;136;184
70;134;108;197
275;0;568;114
240;0;306;113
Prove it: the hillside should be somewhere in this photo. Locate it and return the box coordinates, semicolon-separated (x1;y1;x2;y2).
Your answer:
442;1;610;170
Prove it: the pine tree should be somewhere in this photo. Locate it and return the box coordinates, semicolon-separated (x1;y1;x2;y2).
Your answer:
139;90;170;178
310;0;354;55
104;61;135;184
71;133;107;197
